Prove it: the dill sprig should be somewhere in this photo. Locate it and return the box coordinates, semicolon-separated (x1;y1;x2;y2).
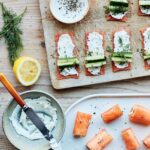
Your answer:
106;45;132;62
118;36;123;47
0;3;26;65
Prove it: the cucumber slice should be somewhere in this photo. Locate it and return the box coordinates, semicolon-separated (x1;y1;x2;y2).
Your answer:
85;55;105;61
58;58;79;67
58;62;79;67
109;5;128;13
110;0;128;7
112;56;132;62
58;57;79;63
139;0;150;6
110;0;128;3
112;52;133;58
85;61;106;68
144;55;150;60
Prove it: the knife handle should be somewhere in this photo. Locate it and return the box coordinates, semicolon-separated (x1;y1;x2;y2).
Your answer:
0;73;26;107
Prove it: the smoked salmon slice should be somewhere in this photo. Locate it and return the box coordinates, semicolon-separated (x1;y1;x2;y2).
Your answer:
122;128;140;150
129;105;150;125
55;32;80;80
143;135;150;148
73;112;92;137
101;104;123;123
86;129;113;150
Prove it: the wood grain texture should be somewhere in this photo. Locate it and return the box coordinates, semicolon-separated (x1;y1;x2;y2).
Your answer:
0;0;150;149
39;0;150;89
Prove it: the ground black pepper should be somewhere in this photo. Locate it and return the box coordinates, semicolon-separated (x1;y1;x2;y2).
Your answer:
57;0;85;17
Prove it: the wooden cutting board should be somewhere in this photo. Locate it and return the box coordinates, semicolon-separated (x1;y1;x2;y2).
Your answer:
39;0;150;89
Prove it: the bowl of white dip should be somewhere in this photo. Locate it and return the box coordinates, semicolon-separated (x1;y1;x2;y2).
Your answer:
50;0;90;24
2;90;65;150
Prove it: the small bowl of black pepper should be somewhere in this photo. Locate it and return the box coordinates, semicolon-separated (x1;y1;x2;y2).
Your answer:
50;0;90;24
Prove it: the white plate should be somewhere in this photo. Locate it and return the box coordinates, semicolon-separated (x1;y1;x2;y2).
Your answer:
61;94;150;150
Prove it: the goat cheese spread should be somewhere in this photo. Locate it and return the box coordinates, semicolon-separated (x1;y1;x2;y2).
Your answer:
114;30;130;69
87;32;104;75
10;97;57;140
58;34;78;76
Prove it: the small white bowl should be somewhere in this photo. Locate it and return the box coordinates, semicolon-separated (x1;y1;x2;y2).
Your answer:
50;0;90;24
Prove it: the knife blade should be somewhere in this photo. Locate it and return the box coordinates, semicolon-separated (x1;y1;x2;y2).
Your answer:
23;105;60;150
23;105;53;141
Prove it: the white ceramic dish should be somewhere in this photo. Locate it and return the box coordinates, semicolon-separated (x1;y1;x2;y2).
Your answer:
50;0;90;24
61;94;150;150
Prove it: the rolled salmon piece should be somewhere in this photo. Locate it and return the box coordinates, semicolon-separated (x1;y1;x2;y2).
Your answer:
143;135;150;148
86;129;113;150
101;104;123;123
129;105;150;125
73;112;92;137
122;128;140;150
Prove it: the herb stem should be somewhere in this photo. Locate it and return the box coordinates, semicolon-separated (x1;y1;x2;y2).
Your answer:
0;3;26;65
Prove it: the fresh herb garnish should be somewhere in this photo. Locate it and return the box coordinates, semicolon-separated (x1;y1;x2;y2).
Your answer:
0;3;26;65
106;45;132;63
106;46;113;53
123;44;130;51
104;6;110;14
136;48;141;52
119;62;126;65
88;51;93;56
118;36;123;47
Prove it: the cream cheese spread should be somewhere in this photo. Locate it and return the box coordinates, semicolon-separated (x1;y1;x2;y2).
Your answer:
87;32;104;57
143;28;150;64
141;7;150;15
60;67;78;76
111;12;126;20
10;97;58;140
87;67;101;76
58;34;75;58
143;27;150;53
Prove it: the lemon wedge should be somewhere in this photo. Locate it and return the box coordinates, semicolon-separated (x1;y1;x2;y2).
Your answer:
13;57;41;86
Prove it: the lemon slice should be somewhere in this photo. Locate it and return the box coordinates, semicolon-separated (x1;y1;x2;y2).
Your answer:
13;57;41;86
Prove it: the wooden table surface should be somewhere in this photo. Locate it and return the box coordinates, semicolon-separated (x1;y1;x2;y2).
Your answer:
1;0;150;149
